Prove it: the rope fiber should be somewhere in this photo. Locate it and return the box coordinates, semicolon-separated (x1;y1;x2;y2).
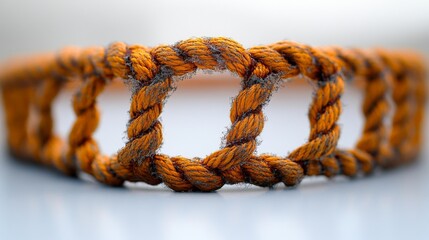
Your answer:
0;37;426;191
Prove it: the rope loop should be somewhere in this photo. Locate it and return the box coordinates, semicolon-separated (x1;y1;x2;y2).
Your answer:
0;37;426;191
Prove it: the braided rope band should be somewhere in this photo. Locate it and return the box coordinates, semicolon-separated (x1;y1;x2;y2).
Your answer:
0;37;426;192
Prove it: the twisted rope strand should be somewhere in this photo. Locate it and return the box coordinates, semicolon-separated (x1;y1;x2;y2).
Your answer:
0;37;426;192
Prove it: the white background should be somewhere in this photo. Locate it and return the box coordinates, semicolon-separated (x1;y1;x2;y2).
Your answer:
0;1;428;240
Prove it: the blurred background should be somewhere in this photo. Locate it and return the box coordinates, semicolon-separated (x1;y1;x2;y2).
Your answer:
0;0;428;56
0;0;428;240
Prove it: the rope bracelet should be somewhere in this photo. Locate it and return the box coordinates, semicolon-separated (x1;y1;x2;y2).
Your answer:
0;37;426;192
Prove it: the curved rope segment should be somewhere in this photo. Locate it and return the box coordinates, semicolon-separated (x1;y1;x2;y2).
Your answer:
0;37;426;191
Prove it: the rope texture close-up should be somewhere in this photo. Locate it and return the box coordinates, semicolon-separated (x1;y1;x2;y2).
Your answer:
0;37;426;192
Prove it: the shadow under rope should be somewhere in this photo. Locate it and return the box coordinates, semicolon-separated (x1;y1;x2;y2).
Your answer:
1;144;426;195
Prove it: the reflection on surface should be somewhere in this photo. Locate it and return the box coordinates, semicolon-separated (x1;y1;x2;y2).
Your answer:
1;153;427;240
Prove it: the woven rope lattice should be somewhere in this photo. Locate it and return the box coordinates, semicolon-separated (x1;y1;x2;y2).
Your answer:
0;37;426;192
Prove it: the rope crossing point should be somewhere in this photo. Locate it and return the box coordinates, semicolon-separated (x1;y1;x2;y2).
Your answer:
0;37;426;191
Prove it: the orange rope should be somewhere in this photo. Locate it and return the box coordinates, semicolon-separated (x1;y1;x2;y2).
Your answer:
0;37;426;191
